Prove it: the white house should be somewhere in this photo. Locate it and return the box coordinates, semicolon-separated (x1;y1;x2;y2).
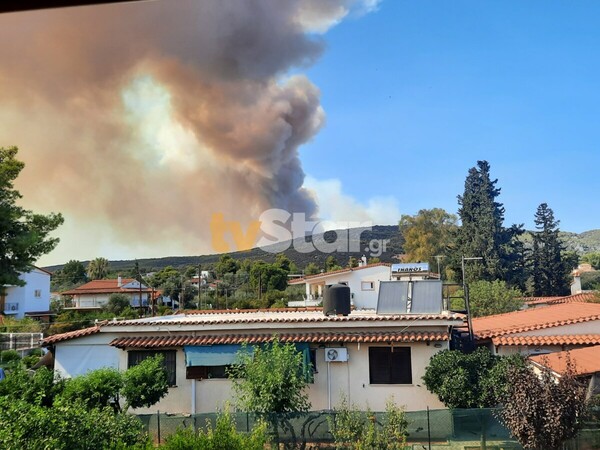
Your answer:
61;277;156;310
288;262;392;309
1;267;51;319
43;280;465;415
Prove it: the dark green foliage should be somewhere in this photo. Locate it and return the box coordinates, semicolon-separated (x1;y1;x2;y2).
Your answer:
249;261;288;293
498;356;588;450
530;203;573;296
229;340;310;414
215;254;239;278
0;398;150;450
304;262;320;275
582;252;600;270
422;348;524;408
122;355;169;410
58;367;123;411
453;280;523;317
162;411;267;450
105;293;133;315
0;367;64;407
452;161;525;287
0;146;63;290
0;349;21;368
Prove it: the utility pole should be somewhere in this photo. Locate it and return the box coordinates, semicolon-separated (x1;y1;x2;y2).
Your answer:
462;256;483;343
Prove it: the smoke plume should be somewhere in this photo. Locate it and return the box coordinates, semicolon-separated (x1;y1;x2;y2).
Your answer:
0;0;378;262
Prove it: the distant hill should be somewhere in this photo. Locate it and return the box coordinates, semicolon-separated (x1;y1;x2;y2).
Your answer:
43;225;404;274
44;227;600;274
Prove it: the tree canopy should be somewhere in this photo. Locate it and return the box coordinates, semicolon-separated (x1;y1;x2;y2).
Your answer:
454;280;523;317
0;146;63;288
399;208;457;273
86;257;110;280
422;348;525;408
531;203;572;296
453;161;525;287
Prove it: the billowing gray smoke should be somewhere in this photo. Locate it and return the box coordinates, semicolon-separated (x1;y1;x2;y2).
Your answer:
0;0;375;260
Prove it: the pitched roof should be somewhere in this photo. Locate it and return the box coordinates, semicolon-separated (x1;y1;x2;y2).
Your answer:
41;309;463;345
104;309;464;328
42;324;105;345
525;292;598;306
472;302;600;339
109;331;449;349
61;279;153;295
288;263;390;284
530;345;600;376
492;334;600;346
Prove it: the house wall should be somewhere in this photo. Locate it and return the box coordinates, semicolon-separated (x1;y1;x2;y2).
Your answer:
75;292;150;308
129;341;448;415
54;334;120;377
3;269;50;318
303;266;391;310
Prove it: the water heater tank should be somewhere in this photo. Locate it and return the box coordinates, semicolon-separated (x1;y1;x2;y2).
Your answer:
323;283;351;316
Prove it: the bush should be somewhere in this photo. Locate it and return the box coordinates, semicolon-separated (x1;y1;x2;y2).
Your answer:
0;350;21;368
0;398;150;450
329;396;408;450
122;355;169;410
0;366;63;407
162;411;267;450
59;367;123;411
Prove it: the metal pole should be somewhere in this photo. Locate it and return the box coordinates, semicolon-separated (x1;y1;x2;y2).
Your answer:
427;406;432;450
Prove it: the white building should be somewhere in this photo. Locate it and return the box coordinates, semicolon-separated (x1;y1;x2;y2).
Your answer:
1;267;51;319
61;277;155;310
288;262;392;309
43;295;464;415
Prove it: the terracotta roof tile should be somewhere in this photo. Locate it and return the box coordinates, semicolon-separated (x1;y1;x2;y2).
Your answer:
530;344;600;376
288;263;390;284
42;323;106;345
525;292;598;306
492;334;600;346
105;311;464;328
61;278;153;295
472;302;600;339
109;331;449;349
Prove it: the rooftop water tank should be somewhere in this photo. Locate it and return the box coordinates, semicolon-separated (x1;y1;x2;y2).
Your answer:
323;283;351;316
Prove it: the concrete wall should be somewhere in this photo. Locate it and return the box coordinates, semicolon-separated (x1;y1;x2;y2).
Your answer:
130;341;447;415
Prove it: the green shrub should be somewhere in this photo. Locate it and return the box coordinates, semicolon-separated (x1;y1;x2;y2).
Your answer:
162;411;267;450
0;398;150;450
329;396;408;450
59;367;123;411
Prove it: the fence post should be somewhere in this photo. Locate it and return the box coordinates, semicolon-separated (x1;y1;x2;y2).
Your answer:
427;406;432;450
157;410;161;445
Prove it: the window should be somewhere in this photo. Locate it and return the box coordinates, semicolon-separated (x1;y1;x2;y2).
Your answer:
128;350;177;386
368;347;412;384
34;289;41;297
361;281;375;291
186;365;230;380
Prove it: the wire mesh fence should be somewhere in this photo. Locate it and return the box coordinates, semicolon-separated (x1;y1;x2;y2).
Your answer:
137;407;600;449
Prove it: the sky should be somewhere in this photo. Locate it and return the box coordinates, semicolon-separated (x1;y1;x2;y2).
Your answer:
1;0;599;266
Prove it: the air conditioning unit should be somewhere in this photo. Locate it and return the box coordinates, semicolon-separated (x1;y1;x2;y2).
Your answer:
324;347;348;362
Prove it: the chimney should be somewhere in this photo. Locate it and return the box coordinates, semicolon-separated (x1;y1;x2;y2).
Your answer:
360;255;367;267
571;270;582;295
117;275;122;287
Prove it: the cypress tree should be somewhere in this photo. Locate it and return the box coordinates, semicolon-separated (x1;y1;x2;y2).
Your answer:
531;203;571;296
453;161;525;287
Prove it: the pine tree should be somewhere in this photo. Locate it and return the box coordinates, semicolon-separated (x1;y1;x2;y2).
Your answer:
453;161;525;287
531;203;571;296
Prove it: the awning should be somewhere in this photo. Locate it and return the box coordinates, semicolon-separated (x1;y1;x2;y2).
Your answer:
184;344;253;367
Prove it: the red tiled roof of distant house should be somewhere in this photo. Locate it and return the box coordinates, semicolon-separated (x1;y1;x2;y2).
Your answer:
492;334;600;346
471;302;600;339
109;331;450;349
525;292;598;306
61;279;154;295
530;344;600;376
288;263;391;284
